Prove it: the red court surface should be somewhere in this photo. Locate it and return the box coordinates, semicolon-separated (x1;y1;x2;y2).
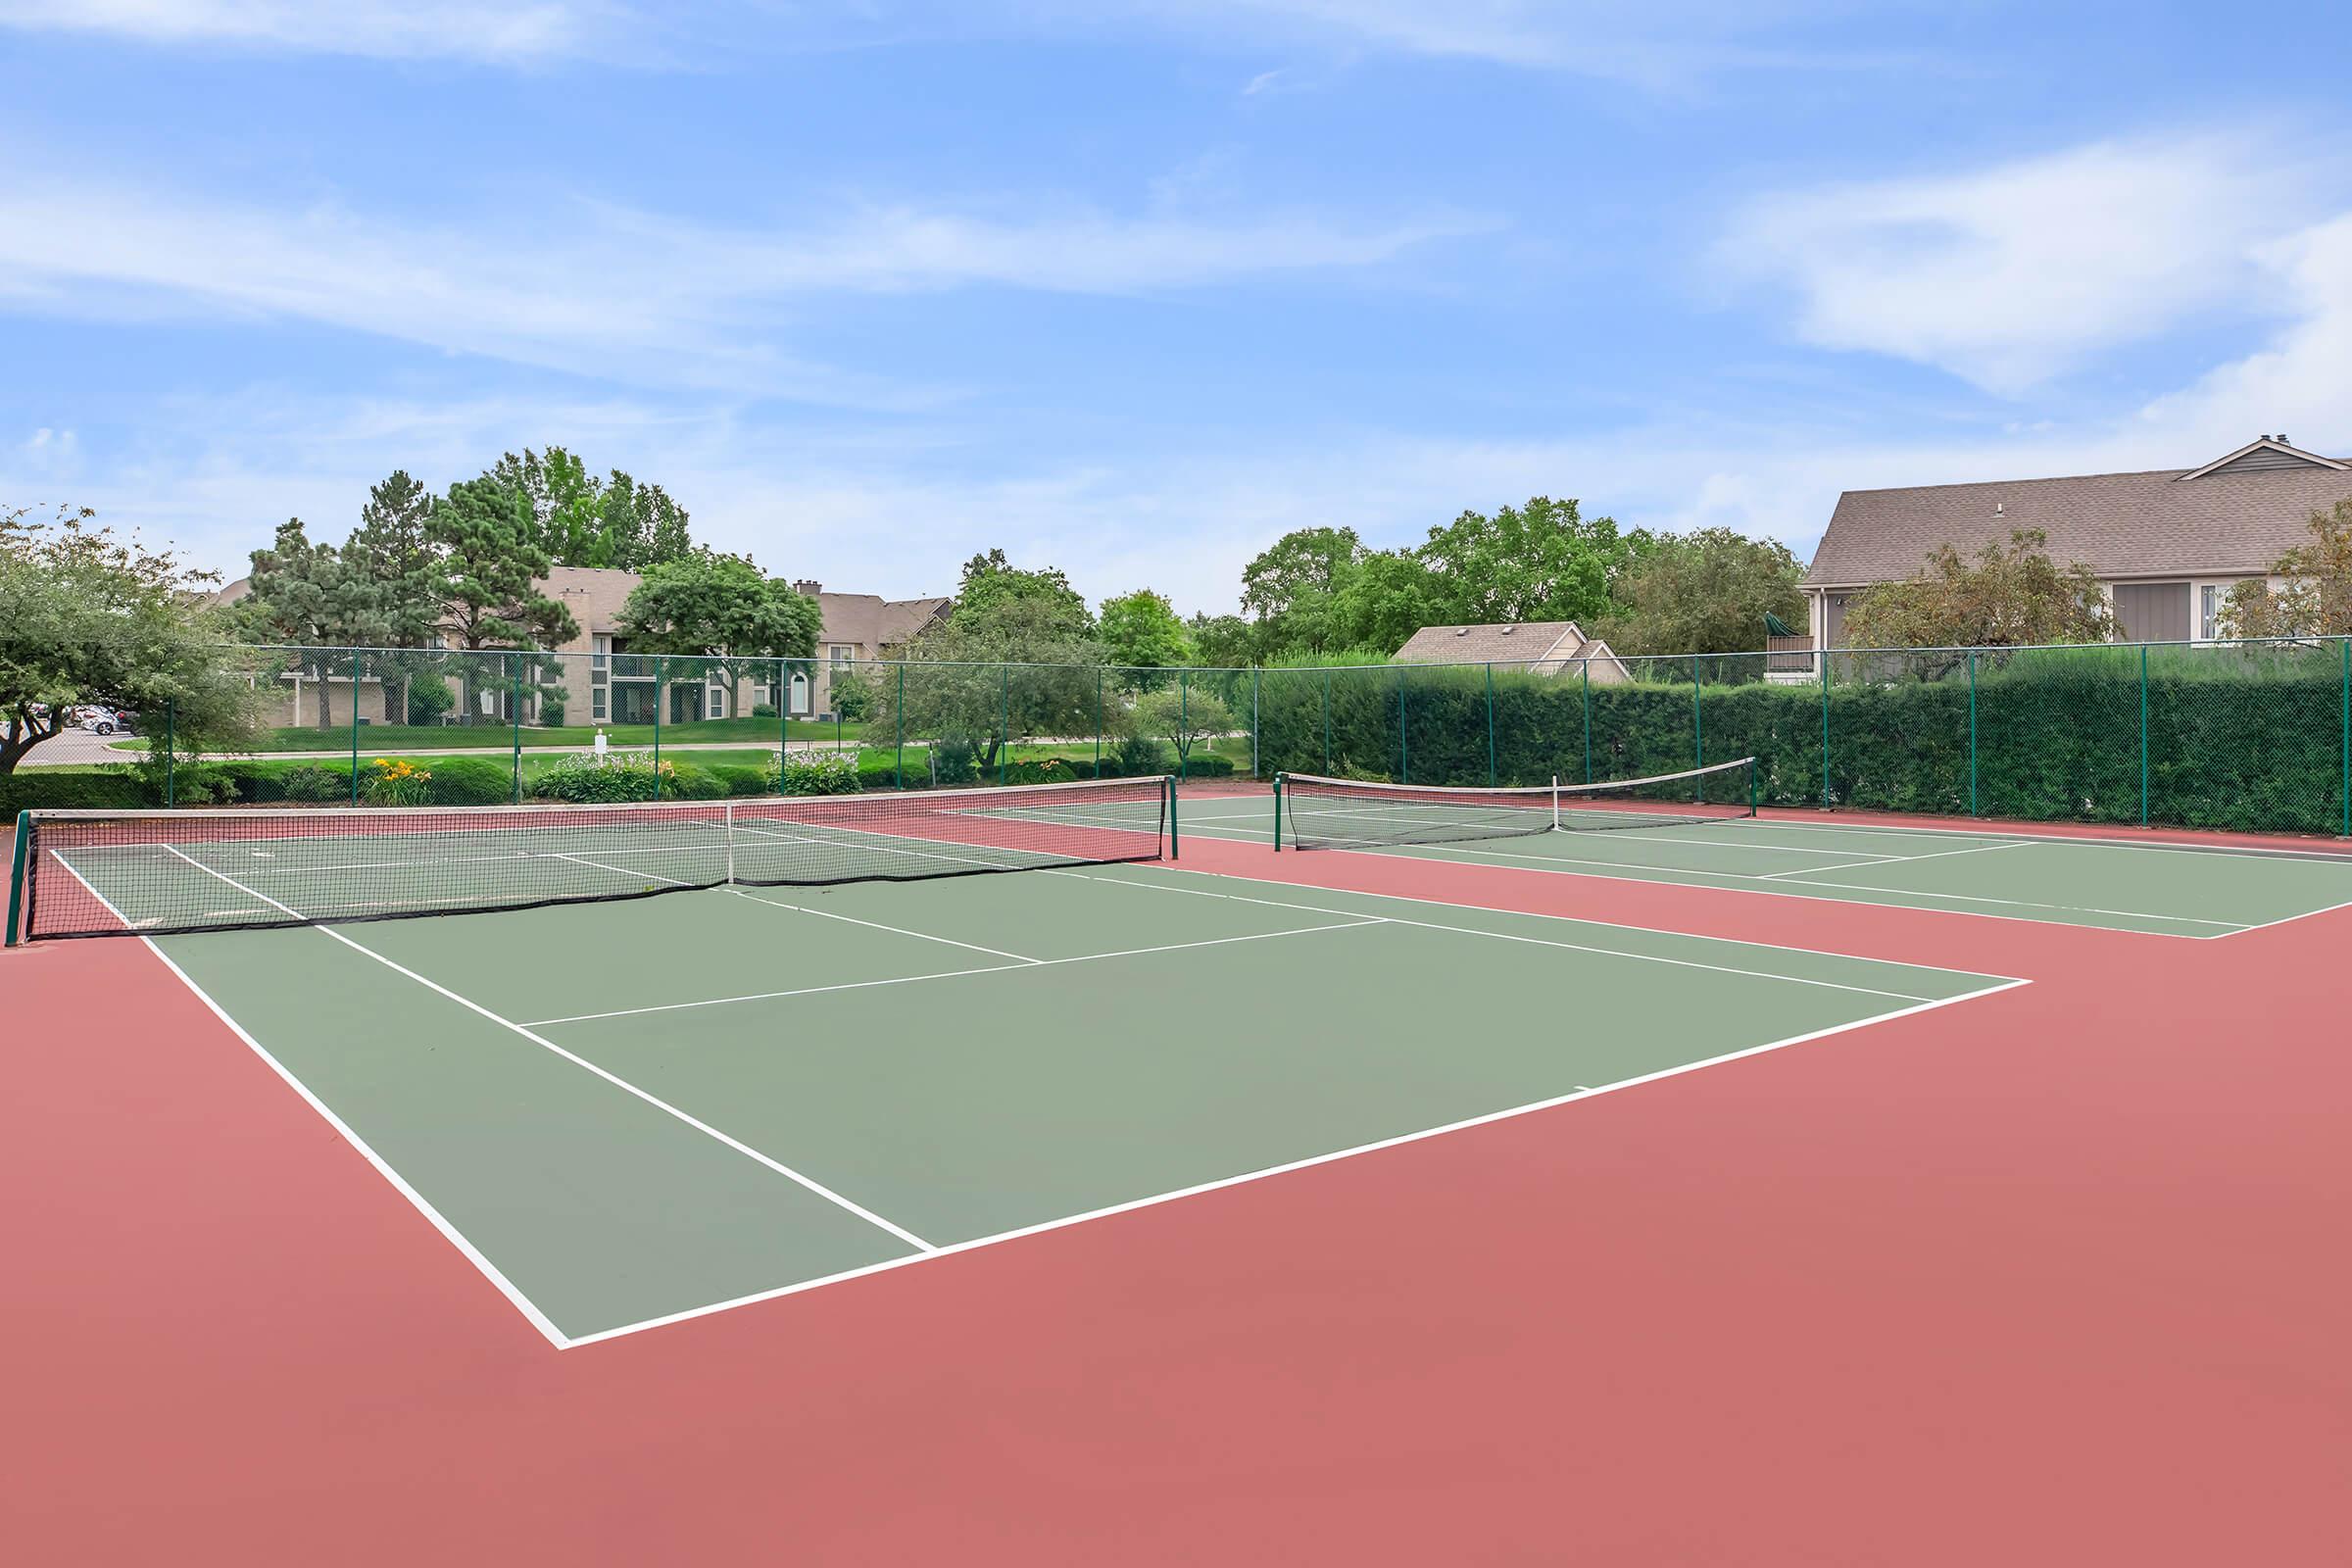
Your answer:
7;808;2347;1564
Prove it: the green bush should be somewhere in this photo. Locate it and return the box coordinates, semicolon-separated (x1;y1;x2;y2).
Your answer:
774;752;861;796
664;761;728;801
1177;755;1236;778
752;704;778;719
425;756;515;806
711;763;769;797
930;733;980;785
538;688;567;727
279;764;352;803
365;758;434;807
1003;757;1077;785
405;671;456;725
1111;734;1164;777
532;752;662;803
0;768;160;818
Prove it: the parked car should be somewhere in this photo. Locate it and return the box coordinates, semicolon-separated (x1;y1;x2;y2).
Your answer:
76;706;130;735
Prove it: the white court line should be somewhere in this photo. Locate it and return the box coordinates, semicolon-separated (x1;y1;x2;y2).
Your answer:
1041;866;1960;1004
729;887;1043;964
566;972;2031;1348
1176;815;2244;935
524;916;1390;1028
46;850;571;1349
151;844;939;1257
1753;839;2032;880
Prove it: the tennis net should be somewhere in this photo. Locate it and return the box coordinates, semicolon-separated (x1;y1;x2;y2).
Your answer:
1279;759;1755;851
9;775;1172;941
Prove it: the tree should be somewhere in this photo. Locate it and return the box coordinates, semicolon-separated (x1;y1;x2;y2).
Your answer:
1600;527;1806;668
235;517;389;726
616;553;821;710
0;504;258;772
486;447;696;570
1186;612;1255;667
1415;496;1638;625
1838;529;2111;652
347;469;448;724
1130;686;1233;768
954;549;1093;636
1332;549;1442;653
2218;500;2352;640
1241;526;1364;655
426;477;578;722
1098;589;1193;670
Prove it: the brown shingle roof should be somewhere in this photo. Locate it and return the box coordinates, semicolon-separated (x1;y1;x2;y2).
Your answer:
1805;441;2352;588
1392;621;1605;663
816;592;951;653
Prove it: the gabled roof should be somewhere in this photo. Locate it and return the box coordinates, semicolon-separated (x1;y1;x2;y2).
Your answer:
1393;620;1597;664
817;592;952;651
1805;436;2352;589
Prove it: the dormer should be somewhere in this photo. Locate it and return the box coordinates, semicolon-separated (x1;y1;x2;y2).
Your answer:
2176;435;2351;481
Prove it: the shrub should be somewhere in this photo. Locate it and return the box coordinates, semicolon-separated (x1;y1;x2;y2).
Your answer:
752;704;778;719
664;760;728;801
280;764;351;803
366;758;433;807
1177;755;1236;778
1111;734;1165;777
930;732;980;785
0;768;160;818
531;751;664;803
711;763;769;797
424;756;515;806
538;688;567;727
774;752;861;796
405;672;455;725
1004;757;1076;785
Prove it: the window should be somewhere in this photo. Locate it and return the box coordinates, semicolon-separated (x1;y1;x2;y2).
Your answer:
789;670;809;713
591;686;608;720
830;644;853;664
2200;585;2221;641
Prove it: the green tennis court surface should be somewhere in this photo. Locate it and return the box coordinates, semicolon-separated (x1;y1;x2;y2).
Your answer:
138;860;2015;1345
1228;795;2352;938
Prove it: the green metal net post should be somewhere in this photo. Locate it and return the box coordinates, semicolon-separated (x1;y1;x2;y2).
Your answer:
652;655;664;800
1271;773;1284;851
6;810;30;947
2138;644;2150;827
1967;650;1978;817
895;664;906;790
1485;662;1496;787
1166;775;1179;859
510;654;524;804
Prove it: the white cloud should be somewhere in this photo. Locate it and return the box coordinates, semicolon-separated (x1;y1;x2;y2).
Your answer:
0;0;634;63
0;174;1486;401
1721;133;2319;395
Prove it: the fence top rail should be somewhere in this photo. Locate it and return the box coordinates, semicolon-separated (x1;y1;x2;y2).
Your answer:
167;634;2352;682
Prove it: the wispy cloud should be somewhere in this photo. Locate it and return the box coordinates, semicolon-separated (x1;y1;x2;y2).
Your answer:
0;0;640;64
1719;131;2321;395
0;173;1488;400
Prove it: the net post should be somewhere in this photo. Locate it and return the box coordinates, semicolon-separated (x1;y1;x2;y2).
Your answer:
2138;644;2149;827
164;699;175;808
1485;662;1495;787
653;655;664;800
998;665;1008;786
1166;775;1179;860
725;800;736;887
1967;650;1978;817
1747;757;1757;816
1552;775;1561;832
895;663;906;791
1271;772;1284;850
5;810;30;947
510;653;523;805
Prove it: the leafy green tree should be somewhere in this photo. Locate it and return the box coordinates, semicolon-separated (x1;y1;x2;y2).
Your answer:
616;553;822;711
2218;500;2352;639
1333;549;1442;653
1416;496;1636;625
954;549;1093;636
1099;589;1193;670
1186;612;1256;667
1241;526;1365;655
427;477;578;722
1839;529;2111;652
1130;686;1233;767
0;504;258;772
883;587;1105;774
236;517;390;726
1600;527;1806;664
347;469;448;724
487;447;696;569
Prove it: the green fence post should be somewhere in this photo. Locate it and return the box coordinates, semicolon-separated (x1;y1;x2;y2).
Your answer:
1095;668;1103;776
895;664;906;790
779;658;789;772
1251;666;1261;781
1690;657;1703;792
165;699;175;808
6;810;31;947
352;652;365;805
1485;662;1496;787
997;664;1008;786
1967;650;1978;817
1322;668;1332;774
2342;639;2350;838
653;655;663;799
1179;669;1190;783
1819;650;1831;810
510;654;524;804
1581;661;1592;784
1397;666;1408;784
2138;644;2149;827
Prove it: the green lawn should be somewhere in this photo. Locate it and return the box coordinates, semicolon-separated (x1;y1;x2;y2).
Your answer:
129;717;864;755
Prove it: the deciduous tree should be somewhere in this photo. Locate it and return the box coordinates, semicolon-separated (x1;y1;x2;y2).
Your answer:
1838;529;2110;651
2218;500;2352;640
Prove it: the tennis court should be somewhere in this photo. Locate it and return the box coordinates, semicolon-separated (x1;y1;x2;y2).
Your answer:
1197;764;2352;938
10;777;2018;1345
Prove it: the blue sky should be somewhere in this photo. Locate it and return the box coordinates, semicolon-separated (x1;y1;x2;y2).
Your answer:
6;2;2351;615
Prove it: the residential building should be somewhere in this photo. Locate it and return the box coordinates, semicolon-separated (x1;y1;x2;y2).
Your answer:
1800;435;2352;658
1391;620;1632;682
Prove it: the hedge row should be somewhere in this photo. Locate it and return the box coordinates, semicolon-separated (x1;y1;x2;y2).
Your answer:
1254;652;2351;836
